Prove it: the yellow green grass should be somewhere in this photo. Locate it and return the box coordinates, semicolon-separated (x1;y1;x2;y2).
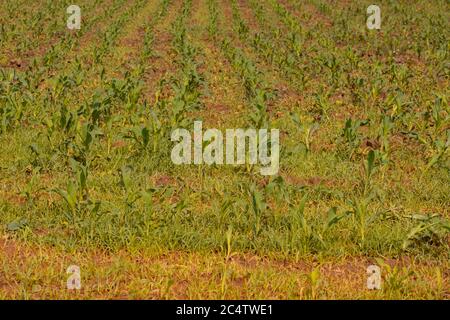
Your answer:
0;0;449;299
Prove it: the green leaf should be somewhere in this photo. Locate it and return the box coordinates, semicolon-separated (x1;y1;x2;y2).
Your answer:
324;207;347;230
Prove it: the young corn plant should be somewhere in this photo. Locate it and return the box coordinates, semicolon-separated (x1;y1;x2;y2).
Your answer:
347;197;372;246
54;159;100;225
141;0;171;60
424;129;449;172
73;122;103;165
290;194;347;254
0;69;26;134
290;194;312;254
340;118;368;159
119;165;142;210
249;184;267;239
207;0;218;39
378;115;394;169
402;214;450;250
304;267;321;299
290;112;319;156
220;39;272;129
426;94;449;133
169;0;205;125
374;258;414;299
124;125;151;152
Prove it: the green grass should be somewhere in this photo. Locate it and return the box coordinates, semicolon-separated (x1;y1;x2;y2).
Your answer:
0;0;449;299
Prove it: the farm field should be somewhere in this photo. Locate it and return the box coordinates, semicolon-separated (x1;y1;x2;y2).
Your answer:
0;0;449;299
